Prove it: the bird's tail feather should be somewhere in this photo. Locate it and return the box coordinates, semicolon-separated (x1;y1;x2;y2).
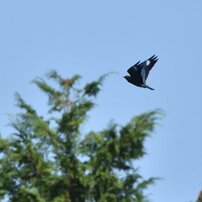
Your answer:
142;84;155;90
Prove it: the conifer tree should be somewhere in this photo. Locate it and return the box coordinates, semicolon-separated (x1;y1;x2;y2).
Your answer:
0;70;161;202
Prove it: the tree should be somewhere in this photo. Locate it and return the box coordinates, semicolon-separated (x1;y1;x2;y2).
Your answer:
0;70;161;202
197;191;202;202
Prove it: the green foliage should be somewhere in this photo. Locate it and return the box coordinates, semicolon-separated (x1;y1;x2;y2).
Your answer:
0;71;161;202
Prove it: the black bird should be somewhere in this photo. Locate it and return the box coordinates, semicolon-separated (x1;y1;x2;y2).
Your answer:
124;55;158;90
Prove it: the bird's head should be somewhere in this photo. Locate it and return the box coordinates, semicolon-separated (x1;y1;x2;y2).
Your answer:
123;75;130;81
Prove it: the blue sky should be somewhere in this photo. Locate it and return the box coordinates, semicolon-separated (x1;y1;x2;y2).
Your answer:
1;1;202;201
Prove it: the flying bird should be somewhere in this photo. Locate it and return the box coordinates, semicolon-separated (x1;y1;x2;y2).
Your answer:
124;55;158;90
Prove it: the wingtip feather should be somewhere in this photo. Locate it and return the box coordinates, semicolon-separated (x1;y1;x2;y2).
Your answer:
149;54;158;63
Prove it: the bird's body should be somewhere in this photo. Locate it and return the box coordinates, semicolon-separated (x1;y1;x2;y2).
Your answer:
124;55;158;90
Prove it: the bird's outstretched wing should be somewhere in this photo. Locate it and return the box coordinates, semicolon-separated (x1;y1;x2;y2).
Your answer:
127;61;143;77
140;55;158;79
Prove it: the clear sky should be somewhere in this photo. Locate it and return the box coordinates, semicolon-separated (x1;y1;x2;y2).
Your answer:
1;1;202;201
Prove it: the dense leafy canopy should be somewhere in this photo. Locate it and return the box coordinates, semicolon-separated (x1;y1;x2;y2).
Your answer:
0;70;161;202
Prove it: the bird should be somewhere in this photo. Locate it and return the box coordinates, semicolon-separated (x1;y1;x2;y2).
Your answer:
123;55;158;90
